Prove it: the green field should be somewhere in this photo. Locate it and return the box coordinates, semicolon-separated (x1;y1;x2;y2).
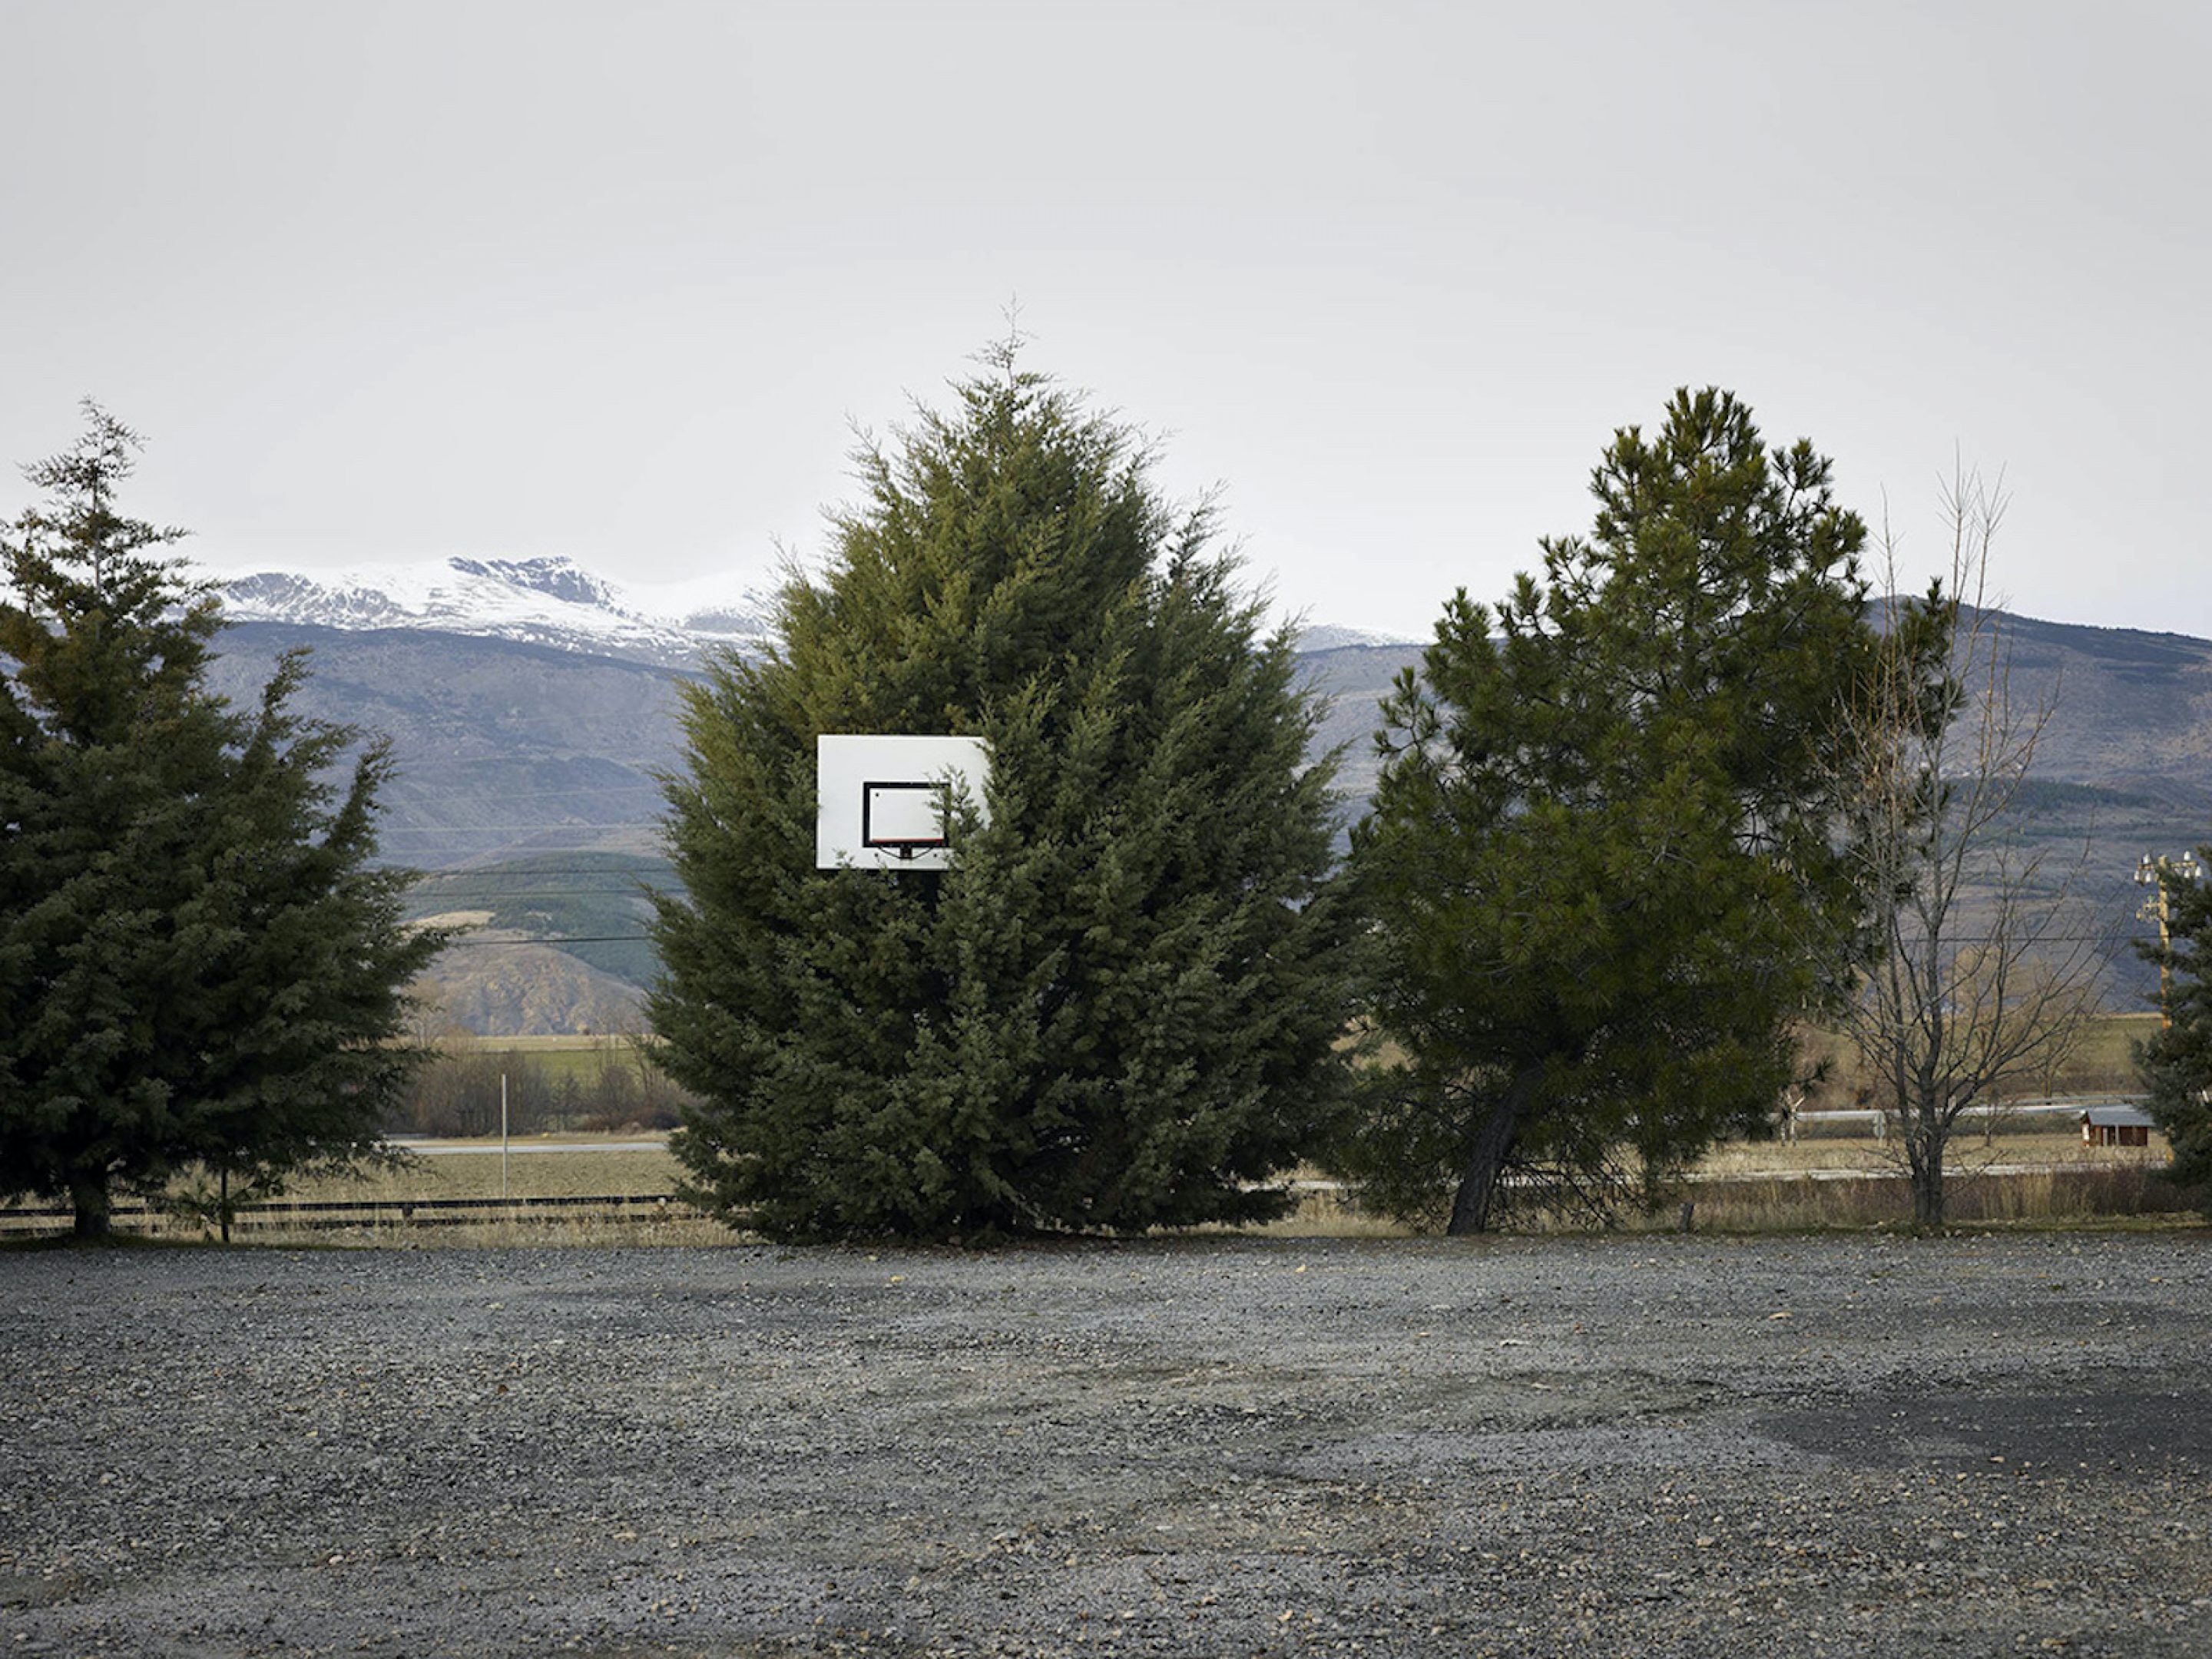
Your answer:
439;1034;643;1087
394;1032;689;1137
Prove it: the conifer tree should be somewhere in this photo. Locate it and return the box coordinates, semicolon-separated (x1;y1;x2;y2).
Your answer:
1347;389;1876;1231
649;353;1362;1240
2137;850;2212;1198
0;405;440;1237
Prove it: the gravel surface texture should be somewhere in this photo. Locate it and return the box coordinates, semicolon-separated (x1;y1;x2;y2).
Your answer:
3;1232;2210;1657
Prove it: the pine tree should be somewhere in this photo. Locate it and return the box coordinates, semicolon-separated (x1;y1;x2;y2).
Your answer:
649;353;1363;1241
1347;389;1875;1231
0;405;441;1237
2137;851;2212;1199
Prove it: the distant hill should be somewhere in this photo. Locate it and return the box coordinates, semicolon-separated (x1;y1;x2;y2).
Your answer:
1299;641;1419;803
410;934;647;1038
407;850;666;985
200;622;687;869
197;578;2212;1033
402;852;664;1035
1973;610;2212;785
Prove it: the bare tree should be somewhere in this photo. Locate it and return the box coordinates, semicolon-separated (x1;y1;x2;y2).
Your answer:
405;978;468;1051
1836;469;2103;1228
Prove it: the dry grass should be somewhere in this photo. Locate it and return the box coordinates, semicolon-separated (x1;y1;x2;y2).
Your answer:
1670;1164;2200;1234
1208;1182;1412;1240
1796;1011;2159;1111
1555;1122;2190;1235
20;1115;2194;1247
440;1033;625;1054
21;1136;707;1248
303;1136;682;1203
1691;1128;2170;1178
1254;1124;2196;1238
243;1212;739;1249
232;1134;699;1247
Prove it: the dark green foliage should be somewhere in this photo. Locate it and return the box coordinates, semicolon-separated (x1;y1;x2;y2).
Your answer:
1348;389;1875;1231
2137;852;2212;1197
649;356;1362;1241
0;405;442;1237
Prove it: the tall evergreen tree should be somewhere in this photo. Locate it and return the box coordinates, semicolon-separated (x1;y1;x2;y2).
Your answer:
2137;849;2212;1199
1347;389;1876;1231
650;353;1363;1241
0;405;441;1237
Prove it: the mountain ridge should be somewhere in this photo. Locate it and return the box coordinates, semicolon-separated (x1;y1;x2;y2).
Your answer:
219;555;775;668
194;564;2212;1033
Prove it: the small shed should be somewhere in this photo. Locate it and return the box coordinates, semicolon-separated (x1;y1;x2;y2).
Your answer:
2080;1105;2154;1148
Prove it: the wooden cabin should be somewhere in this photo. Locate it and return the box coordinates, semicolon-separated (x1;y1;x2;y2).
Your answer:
2079;1105;2154;1148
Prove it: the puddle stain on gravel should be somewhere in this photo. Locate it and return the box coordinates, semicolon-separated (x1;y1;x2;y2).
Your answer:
1762;1386;2212;1473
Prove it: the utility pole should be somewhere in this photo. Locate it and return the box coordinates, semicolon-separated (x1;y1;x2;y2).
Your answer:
2136;851;2202;1030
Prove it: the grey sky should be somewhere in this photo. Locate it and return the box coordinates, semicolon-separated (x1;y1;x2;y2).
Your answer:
5;0;2206;640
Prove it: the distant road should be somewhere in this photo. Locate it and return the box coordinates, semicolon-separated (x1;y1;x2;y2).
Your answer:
1799;1097;2146;1126
382;1137;667;1157
1690;1159;2154;1184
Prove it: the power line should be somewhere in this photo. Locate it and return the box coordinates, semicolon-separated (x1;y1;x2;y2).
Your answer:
383;783;666;802
378;823;664;835
412;882;667;889
412;875;665;886
413;876;672;889
1879;932;2161;945
405;871;664;885
432;934;655;949
413;889;656;899
387;849;665;859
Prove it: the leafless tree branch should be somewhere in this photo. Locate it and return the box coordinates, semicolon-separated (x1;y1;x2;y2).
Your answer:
1833;467;2103;1227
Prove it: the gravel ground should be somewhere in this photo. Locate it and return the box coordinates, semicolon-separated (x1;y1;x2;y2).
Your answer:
3;1231;2210;1658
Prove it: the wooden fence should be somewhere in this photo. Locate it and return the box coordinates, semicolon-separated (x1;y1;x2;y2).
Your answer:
0;1192;701;1238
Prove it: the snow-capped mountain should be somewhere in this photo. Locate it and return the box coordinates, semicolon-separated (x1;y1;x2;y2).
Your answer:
219;556;773;667
217;556;1417;667
1296;622;1422;651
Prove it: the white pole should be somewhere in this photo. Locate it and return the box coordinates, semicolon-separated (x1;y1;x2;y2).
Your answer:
501;1073;509;1200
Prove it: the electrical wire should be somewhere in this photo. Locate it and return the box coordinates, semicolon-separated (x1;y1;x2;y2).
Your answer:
376;824;664;835
433;935;654;948
382;783;665;800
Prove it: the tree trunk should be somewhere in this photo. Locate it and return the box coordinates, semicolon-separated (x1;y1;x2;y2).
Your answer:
1910;1122;1947;1229
1447;1068;1541;1235
70;1179;112;1240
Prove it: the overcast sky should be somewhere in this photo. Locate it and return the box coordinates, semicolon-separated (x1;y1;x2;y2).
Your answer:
5;0;2207;641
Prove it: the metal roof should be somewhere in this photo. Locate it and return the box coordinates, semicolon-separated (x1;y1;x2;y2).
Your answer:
2080;1105;2156;1128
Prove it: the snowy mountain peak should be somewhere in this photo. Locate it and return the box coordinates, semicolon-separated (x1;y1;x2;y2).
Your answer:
219;556;770;668
214;555;1410;667
445;555;619;611
1294;622;1422;651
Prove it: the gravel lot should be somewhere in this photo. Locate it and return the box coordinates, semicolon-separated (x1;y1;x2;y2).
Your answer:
3;1231;2210;1658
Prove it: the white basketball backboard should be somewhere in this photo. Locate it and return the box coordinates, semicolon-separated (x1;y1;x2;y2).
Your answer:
816;734;992;871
